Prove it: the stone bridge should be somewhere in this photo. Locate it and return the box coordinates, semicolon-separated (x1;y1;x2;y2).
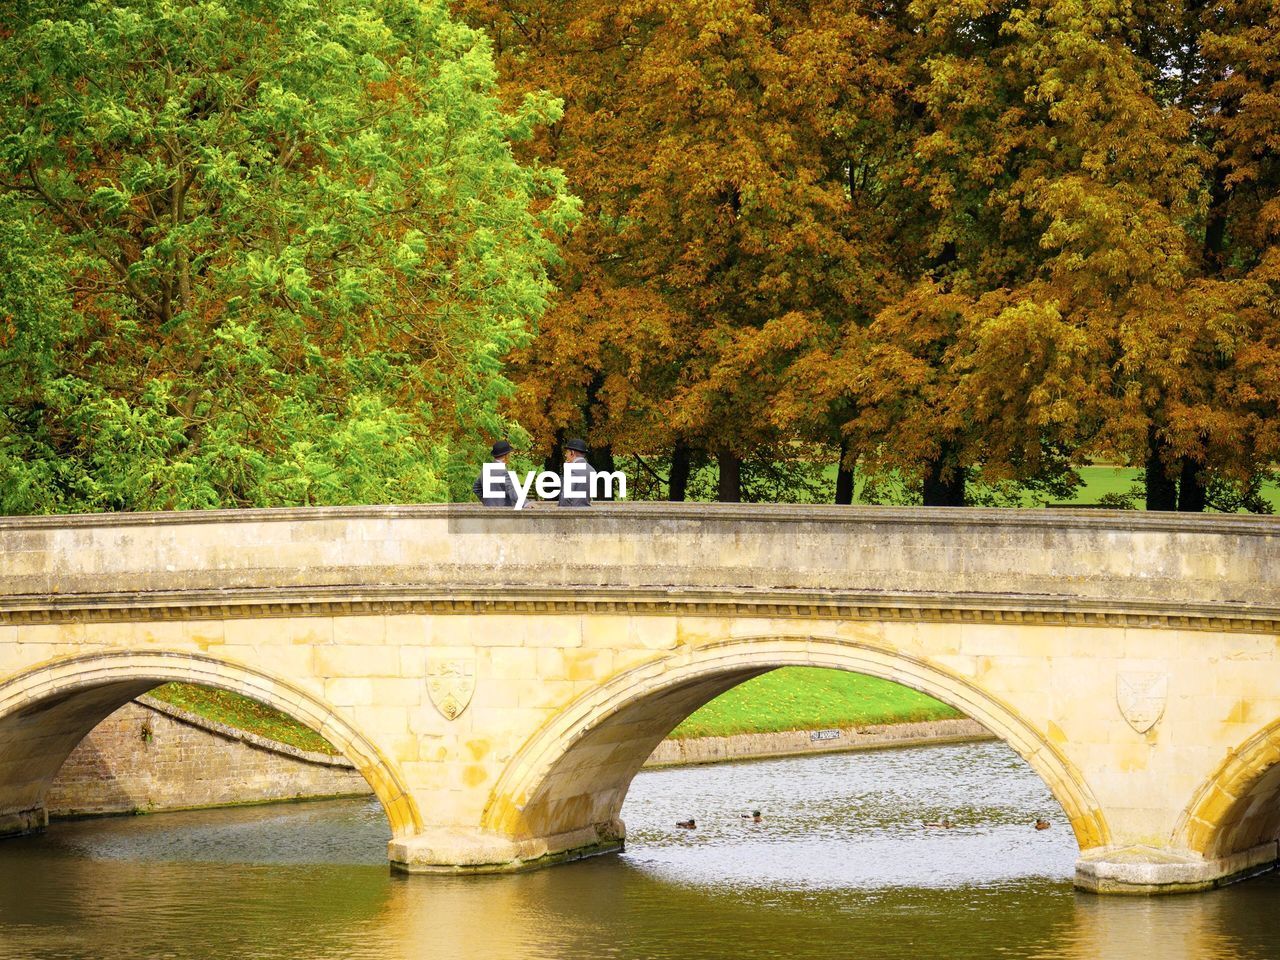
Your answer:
1;504;1279;894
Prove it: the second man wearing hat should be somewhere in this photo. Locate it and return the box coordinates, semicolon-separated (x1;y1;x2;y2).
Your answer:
558;438;595;507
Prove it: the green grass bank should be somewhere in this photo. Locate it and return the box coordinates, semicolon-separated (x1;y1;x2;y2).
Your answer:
147;683;340;755
668;668;961;739
153;668;960;753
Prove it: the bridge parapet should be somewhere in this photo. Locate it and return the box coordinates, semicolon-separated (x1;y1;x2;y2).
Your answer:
1;504;1277;632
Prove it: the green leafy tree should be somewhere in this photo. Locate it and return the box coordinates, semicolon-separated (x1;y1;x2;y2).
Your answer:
0;0;576;512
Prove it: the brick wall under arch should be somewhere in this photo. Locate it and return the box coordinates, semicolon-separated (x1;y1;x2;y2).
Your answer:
0;650;420;838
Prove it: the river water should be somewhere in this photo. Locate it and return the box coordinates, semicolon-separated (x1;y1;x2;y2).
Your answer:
1;740;1278;960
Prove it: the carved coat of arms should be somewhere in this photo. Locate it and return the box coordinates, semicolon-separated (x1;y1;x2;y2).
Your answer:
1116;671;1168;733
427;656;476;721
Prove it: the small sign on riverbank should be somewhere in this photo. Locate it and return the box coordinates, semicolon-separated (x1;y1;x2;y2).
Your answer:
810;729;842;742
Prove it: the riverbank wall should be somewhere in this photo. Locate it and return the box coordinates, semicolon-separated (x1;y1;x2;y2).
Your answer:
644;718;993;767
46;706;992;817
46;696;370;818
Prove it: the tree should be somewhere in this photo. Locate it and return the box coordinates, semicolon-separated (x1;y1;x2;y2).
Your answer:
0;194;83;513
462;0;1279;510
460;0;898;501
456;1;678;482
1165;0;1280;510
0;0;575;512
1065;0;1280;511
834;0;1206;506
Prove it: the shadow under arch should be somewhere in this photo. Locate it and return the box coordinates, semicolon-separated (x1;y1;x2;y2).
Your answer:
1175;717;1280;860
483;635;1109;854
0;649;421;838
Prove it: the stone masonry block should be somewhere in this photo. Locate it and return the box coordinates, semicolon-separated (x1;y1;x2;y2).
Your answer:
315;645;401;679
333;616;387;646
483;647;539;680
323;677;377;708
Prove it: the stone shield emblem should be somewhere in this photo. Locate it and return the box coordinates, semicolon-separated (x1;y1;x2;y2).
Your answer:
426;657;476;721
1116;672;1168;733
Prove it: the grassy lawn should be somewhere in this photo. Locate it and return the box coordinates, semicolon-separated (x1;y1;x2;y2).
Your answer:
1069;466;1144;504
668;667;961;739
147;682;340;755
640;457;1279;510
151;670;959;752
846;464;1280;509
1065;466;1278;509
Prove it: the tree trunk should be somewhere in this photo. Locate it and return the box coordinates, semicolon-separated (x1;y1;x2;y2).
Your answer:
543;430;564;476
835;439;855;505
593;444;617;500
668;443;692;502
717;450;741;502
1204;162;1230;274
574;373;612;492
1177;458;1207;512
1171;165;1229;514
1144;426;1178;511
922;448;964;506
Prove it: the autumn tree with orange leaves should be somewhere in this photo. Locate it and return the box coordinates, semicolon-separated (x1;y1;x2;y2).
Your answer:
467;0;1279;509
463;0;901;500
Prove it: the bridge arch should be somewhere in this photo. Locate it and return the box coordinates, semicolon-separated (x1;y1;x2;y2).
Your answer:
483;635;1109;855
1175;718;1280;861
0;650;421;838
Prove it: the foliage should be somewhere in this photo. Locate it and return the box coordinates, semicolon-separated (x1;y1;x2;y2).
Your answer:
5;0;1277;512
0;0;575;513
1205;472;1278;515
618;450;833;503
460;0;1280;510
458;0;898;488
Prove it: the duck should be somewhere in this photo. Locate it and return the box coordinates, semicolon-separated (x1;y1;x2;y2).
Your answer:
1034;819;1051;830
741;810;763;823
676;818;696;829
921;816;955;829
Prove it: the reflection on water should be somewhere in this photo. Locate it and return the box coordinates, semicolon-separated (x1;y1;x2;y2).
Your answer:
0;741;1276;960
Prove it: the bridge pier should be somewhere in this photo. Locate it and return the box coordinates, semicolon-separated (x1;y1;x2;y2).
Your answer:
1075;842;1280;894
0;805;46;838
388;822;625;875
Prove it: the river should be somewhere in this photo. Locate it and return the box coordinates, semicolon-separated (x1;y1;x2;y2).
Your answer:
1;740;1277;959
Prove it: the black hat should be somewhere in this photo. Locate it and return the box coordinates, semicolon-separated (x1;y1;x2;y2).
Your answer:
565;438;588;453
491;440;513;458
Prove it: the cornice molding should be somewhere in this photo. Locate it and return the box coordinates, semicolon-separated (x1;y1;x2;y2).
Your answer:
2;584;1276;634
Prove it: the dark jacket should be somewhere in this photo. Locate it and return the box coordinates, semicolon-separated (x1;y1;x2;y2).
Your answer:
558;458;595;507
472;462;519;507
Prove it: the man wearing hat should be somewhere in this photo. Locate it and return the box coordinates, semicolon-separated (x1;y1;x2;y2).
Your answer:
472;440;520;507
558;438;595;507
